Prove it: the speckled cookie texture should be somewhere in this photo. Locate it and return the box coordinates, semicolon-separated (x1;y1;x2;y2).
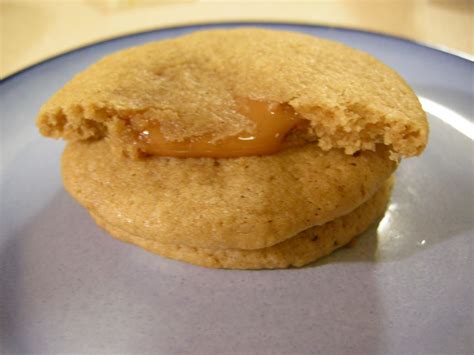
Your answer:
37;28;429;269
62;140;396;250
37;28;428;159
90;178;393;269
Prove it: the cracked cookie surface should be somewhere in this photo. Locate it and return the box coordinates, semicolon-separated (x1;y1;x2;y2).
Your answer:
37;28;428;159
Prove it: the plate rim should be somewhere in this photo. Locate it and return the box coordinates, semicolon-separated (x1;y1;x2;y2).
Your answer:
1;21;472;83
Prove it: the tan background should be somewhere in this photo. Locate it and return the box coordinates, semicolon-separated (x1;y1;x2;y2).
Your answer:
1;0;473;78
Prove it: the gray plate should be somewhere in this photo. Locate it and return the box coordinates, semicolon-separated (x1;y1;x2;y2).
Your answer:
1;23;473;355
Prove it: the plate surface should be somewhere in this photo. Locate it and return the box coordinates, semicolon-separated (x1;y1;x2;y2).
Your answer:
1;23;473;355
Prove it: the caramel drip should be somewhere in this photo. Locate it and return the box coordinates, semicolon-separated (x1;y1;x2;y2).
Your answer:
136;99;303;158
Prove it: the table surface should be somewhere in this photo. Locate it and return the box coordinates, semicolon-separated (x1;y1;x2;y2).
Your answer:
1;0;473;78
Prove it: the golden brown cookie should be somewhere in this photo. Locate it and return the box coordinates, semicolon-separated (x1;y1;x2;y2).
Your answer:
37;28;429;269
62;140;396;250
37;28;428;159
90;177;393;269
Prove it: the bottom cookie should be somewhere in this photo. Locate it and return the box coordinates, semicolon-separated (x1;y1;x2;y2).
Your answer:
90;178;393;269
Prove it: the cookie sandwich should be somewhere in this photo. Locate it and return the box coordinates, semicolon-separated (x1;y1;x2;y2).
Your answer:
37;28;428;269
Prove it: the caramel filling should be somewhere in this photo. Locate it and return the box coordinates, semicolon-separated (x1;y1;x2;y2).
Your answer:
135;99;303;158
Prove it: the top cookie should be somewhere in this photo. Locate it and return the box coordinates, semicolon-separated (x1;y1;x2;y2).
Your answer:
37;28;428;158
